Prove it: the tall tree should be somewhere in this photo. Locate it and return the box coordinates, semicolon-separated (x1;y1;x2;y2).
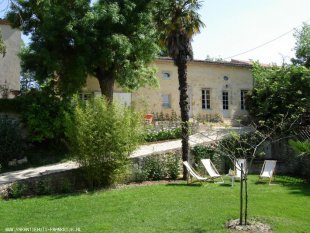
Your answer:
292;23;310;68
247;63;310;132
154;0;204;179
85;0;159;101
7;0;159;100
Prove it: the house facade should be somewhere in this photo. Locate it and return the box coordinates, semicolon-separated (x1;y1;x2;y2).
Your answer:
83;58;253;122
0;19;21;98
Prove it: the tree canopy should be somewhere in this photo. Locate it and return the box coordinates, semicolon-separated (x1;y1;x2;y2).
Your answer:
7;0;159;99
247;63;310;132
292;23;310;68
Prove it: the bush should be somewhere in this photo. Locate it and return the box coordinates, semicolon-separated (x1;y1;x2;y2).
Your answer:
0;116;24;167
191;144;226;174
131;153;181;181
0;98;22;113
191;145;216;169
166;154;180;180
65;96;144;187
19;88;69;143
143;155;168;180
145;127;182;142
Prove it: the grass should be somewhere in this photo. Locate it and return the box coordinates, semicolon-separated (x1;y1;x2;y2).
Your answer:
0;175;309;233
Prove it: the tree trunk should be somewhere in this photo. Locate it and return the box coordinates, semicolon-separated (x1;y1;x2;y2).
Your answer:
96;67;115;103
240;163;244;225
175;53;190;180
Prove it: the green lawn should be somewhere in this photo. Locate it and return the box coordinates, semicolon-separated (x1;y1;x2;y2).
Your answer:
1;176;309;233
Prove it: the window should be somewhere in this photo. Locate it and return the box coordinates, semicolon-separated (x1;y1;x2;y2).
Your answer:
79;93;93;101
162;71;171;80
241;90;248;110
202;89;211;109
162;94;171;108
222;91;229;110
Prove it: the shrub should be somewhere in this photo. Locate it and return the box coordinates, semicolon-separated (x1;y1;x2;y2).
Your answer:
191;145;216;168
145;127;182;142
0;98;22;113
65;96;144;187
143;155;168;180
131;153;181;182
37;178;52;195
19;88;69;143
8;183;29;199
191;144;226;174
166;154;180;179
0;116;24;167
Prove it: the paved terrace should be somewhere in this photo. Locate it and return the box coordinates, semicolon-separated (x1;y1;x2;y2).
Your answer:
0;127;250;185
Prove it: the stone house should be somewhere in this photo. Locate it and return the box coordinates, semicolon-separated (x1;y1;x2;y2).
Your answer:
0;19;21;99
83;58;253;122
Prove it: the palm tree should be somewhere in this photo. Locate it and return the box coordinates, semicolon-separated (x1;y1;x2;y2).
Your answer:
154;0;204;179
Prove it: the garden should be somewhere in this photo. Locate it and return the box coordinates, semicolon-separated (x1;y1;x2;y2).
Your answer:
0;1;309;232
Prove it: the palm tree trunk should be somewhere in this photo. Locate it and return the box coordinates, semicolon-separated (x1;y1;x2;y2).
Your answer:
175;53;190;180
96;67;115;103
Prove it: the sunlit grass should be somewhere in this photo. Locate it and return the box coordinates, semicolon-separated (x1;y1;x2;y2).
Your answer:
0;175;309;233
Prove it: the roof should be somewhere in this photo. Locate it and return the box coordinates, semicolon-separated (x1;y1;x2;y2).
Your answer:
156;57;253;68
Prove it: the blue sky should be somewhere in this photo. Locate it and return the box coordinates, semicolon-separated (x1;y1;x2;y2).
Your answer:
194;0;310;64
1;0;310;64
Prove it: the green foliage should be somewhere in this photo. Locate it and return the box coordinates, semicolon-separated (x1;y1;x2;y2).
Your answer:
153;0;205;60
0;29;5;56
289;140;310;157
219;132;264;159
191;145;216;162
143;156;167;180
37;178;52;195
191;145;220;172
8;183;28;199
292;23;310;68
145;127;182;142
138;153;181;181
0;116;24;167
0;98;22;113
166;154;181;179
18;88;69;143
7;0;159;98
65;96;144;186
247;63;310;132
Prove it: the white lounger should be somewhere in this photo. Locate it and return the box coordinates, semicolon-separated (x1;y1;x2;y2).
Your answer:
183;161;209;184
201;159;224;183
259;160;277;184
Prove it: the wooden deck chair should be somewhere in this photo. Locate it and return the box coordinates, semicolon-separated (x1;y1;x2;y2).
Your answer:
183;161;209;184
201;159;224;183
259;160;277;184
234;159;247;180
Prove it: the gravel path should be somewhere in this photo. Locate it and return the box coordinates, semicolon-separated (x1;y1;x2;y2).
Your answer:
0;127;249;185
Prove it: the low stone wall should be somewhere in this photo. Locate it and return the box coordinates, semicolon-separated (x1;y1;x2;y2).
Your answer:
151;120;199;134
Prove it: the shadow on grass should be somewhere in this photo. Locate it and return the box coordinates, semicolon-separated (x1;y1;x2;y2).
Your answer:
219;183;231;187
255;175;310;196
166;183;204;187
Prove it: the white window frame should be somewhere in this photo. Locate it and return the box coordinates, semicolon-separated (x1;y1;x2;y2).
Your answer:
161;94;171;108
241;90;248;110
222;91;229;110
201;88;211;110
